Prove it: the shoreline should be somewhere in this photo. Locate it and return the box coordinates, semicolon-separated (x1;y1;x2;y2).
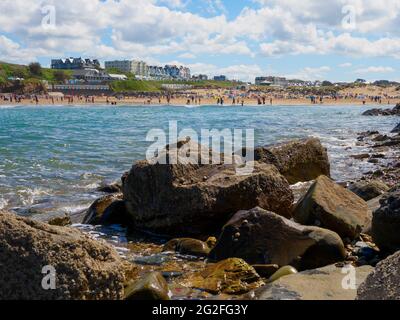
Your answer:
1;99;400;108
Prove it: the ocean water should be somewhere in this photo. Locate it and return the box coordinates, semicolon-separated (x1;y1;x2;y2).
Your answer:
0;104;398;219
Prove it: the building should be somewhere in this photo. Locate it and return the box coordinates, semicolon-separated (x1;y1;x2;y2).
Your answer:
132;61;148;79
148;66;168;79
255;76;288;87
72;69;126;83
179;66;191;79
164;65;181;79
105;60;134;73
51;57;100;70
192;74;208;81
214;75;227;81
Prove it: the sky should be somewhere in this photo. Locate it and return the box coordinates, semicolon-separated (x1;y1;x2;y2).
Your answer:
1;0;400;83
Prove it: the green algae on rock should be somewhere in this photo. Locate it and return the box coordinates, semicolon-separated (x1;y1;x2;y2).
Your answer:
182;258;264;295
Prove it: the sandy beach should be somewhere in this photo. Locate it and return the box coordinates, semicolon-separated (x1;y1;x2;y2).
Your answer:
2;86;400;107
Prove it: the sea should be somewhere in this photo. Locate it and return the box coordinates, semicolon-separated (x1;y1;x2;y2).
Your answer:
0;104;398;219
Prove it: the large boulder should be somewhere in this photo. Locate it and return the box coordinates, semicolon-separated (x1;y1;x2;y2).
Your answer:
123;139;294;236
293;175;370;240
209;207;346;270
348;180;389;201
125;272;170;300
357;251;400;300
253;138;331;184
163;238;212;257
0;211;127;300
371;185;400;254
82;193;123;225
250;264;374;300
82;194;132;227
362;104;400;116
181;258;264;295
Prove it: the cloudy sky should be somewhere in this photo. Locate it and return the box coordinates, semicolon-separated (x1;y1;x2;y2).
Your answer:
1;0;400;82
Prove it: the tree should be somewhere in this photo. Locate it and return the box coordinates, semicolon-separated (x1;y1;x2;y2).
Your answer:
322;81;333;86
53;70;70;83
29;62;42;76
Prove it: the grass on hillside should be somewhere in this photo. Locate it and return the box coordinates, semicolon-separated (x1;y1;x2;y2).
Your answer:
111;79;240;92
1;61;239;93
0;61;73;84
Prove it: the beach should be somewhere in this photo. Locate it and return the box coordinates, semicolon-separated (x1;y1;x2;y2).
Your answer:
2;85;400;107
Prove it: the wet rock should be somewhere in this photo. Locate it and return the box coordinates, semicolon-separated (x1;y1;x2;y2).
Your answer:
350;154;370;160
377;137;400;148
163;238;212;257
293;175;370;240
123;139;294;236
183;258;264;295
252;264;279;278
250;264;374;300
82;193;123;225
125;272;170;300
206;237;217;249
97;181;122;194
0;211;126;300
47;215;72;227
99;199;133;227
348;180;389;201
252;138;331;184
371;185;400;254
268;266;298;283
392;123;400;133
362;104;400;116
372;134;389;142
209;207;346;270
357;250;400;300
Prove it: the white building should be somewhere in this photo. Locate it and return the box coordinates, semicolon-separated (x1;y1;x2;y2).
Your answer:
132;61;148;79
104;60;149;78
105;60;134;73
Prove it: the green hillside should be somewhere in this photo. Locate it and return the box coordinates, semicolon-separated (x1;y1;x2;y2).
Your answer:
1;61;240;93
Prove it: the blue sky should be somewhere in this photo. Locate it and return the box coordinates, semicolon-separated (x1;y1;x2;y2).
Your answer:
1;0;400;82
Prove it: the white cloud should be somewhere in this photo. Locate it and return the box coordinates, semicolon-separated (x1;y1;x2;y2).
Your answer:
339;62;352;68
0;0;400;74
354;66;395;74
285;66;331;81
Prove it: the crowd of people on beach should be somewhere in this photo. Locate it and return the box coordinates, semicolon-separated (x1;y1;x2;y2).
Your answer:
2;88;400;106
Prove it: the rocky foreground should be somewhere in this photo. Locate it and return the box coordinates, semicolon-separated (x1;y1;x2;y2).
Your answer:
1;115;400;300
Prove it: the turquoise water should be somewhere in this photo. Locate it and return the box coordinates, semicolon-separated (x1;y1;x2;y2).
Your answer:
0;104;398;218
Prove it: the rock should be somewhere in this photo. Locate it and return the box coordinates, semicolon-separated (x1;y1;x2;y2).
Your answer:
125;272;170;300
253;138;331;184
293;175;370;239
183;258;264;295
82;193;123;225
250;264;374;300
123;139;294;236
357;251;400;300
47;215;72;226
209;207;346;270
392;123;400;133
371;185;400;254
268;266;298;283
350;154;370;160
362;104;400;116
206;237;217;249
163;238;212;257
97;181;122;194
348;180;389;201
100;199;133;227
0;211;126;300
252;264;279;278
